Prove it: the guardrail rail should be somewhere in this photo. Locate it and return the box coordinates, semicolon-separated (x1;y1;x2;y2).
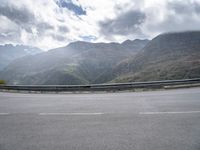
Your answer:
0;78;200;92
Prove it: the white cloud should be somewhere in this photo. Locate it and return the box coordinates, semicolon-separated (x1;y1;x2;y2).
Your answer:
0;0;200;50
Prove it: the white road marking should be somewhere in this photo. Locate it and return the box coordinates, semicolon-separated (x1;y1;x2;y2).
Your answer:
139;111;200;115
0;113;10;115
39;113;104;116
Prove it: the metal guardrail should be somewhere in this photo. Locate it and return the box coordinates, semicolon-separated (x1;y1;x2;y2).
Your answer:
0;78;200;92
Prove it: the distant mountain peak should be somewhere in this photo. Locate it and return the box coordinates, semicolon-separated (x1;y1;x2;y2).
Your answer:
0;44;43;71
122;39;132;44
68;41;91;46
122;39;149;45
68;39;150;48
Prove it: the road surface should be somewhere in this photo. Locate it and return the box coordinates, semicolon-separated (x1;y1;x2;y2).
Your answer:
0;88;200;150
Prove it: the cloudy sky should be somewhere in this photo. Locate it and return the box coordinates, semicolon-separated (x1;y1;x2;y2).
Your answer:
1;0;200;50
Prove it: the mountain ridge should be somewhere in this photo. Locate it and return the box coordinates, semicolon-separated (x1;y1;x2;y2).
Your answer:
111;31;200;82
0;39;149;85
1;31;200;85
0;44;42;71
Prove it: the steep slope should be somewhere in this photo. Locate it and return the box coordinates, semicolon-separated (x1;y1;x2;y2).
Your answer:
112;31;200;82
0;44;42;71
0;40;149;85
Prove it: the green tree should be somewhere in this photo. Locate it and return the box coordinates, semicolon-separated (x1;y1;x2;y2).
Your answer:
0;80;6;85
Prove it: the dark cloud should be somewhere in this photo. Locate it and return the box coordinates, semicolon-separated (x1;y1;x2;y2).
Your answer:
99;10;146;37
56;0;86;16
168;1;200;14
0;3;60;46
194;3;200;13
35;23;54;35
51;34;66;41
58;26;69;33
0;32;21;43
17;22;55;37
37;23;54;30
0;4;35;25
148;1;200;34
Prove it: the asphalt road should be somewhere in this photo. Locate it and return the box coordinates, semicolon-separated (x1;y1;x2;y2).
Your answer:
0;88;200;150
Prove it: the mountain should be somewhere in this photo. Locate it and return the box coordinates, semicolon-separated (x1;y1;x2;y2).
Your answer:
111;31;200;82
1;31;200;85
0;44;42;71
0;40;149;85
